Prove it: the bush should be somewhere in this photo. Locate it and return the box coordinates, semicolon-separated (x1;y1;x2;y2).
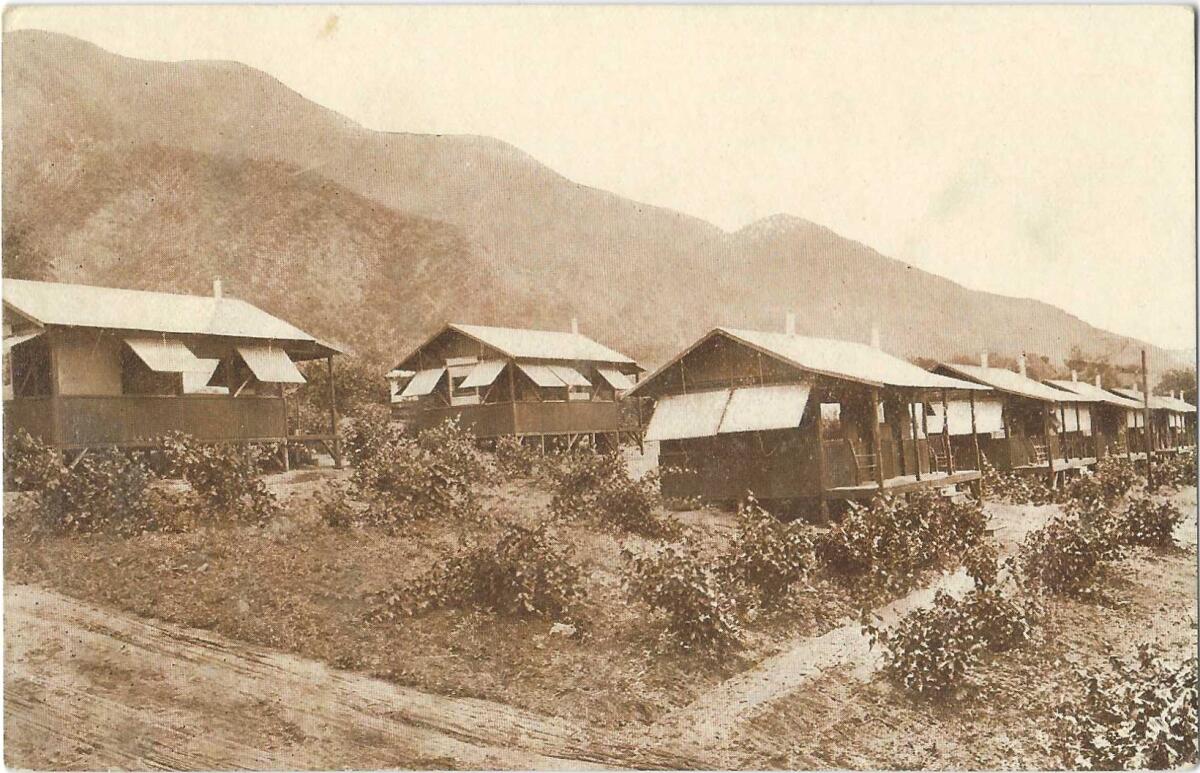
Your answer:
351;418;491;524
374;522;583;620
491;435;543;480
1119;494;1186;548
982;458;1053;505
1055;645;1198;770
4;429;64;491
866;587;1038;698
1153;449;1197;492
550;451;677;538
1015;514;1120;598
314;482;360;529
36;449;159;535
624;542;742;653
722;494;813;598
159;433;278;524
816;492;986;597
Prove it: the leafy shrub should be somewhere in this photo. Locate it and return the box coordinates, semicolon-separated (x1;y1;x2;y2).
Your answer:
314;483;360;529
1015;514;1121;598
1153;449;1197;492
962;540;1001;590
816;492;986;597
374;522;583;620
159;433;278;523
866;587;1038;698
1119;494;1186;548
491;435;543;480
1055;645;1198;770
550;451;677;538
351;418;491;524
981;458;1053;504
722;494;813;598
624;542;742;653
36;449;159;535
4;429;64;491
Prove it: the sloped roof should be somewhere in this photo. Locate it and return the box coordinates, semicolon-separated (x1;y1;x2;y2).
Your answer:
938;363;1079;403
1045;379;1144;409
630;327;987;395
1109;387;1192;413
3;279;338;354
433;323;637;366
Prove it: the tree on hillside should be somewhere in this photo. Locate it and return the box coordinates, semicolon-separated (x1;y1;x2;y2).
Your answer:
1155;368;1198;404
1064;346;1140;390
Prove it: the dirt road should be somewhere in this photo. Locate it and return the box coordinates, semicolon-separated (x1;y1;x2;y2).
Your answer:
4;585;690;771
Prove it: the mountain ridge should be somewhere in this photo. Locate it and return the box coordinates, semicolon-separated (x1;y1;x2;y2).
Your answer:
1;29;1175;373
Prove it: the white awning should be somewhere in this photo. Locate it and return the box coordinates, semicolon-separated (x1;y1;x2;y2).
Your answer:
237;345;306;383
125;336;207;373
1062;404;1093;435
645;389;732;442
183;359;227;394
927;398;1005;435
2;330;43;353
547;364;591;387
1127;409;1144;429
401;367;445;397
596;366;634;391
516;362;566;388
718;384;811;434
460;360;507;389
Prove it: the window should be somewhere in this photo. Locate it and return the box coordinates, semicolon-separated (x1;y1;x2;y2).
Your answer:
8;337;51;398
447;357;481;406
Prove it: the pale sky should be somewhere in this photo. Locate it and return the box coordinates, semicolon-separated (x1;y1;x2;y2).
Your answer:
6;5;1196;350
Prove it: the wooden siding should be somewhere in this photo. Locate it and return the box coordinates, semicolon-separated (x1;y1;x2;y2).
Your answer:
410;399;635;438
5;395;286;447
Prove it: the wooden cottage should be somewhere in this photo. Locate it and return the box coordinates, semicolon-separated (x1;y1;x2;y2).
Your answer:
1042;375;1143;461
1107;387;1192;455
933;356;1091;483
625;325;990;509
3;279;342;465
390;322;643;449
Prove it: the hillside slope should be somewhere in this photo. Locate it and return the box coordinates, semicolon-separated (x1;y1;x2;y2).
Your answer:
2;29;1168;368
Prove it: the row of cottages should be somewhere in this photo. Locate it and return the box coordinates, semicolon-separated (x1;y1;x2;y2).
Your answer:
1106;387;1197;454
623;322;991;509
387;322;643;451
3;279;343;466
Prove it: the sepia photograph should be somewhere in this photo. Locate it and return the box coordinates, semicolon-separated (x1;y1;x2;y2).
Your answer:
1;4;1196;770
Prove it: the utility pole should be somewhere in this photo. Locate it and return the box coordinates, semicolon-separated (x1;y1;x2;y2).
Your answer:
1141;349;1153;488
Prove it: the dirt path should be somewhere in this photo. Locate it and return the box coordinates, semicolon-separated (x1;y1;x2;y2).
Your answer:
4;585;694;771
650;567;975;748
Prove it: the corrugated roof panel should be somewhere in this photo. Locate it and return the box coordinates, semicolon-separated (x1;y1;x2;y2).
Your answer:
124;337;207;373
459;360;507;389
401;368;445;397
645;389;732;442
237;345;306;384
1045;379;1144;409
716;328;988;391
718;384;811;434
547;364;591;387
451;323;635;365
596;366;635;391
516;362;567;388
938;363;1076;402
1110;387;1177;412
4;279;332;351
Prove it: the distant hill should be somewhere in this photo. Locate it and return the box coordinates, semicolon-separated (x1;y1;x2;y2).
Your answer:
2;29;1175;372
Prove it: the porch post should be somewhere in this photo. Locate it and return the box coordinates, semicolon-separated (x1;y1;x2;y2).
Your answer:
969;390;984;499
326;355;343;469
908;392;922;481
1141;349;1153;486
281;393;291;472
1125;410;1134;464
1074;401;1084;459
1042;403;1055;488
870;387;885;492
941;389;955;474
813;392;829;518
47;330;63;448
1059;403;1069;459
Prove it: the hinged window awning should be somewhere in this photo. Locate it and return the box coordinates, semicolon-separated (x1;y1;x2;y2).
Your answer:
125;336;207;373
719;384;811;434
516;362;567;388
401;367;446;397
460;360;507;389
596;366;634;391
645;390;731;442
2;330;43;353
927;398;1005;435
184;359;227;394
547;365;591;387
237;345;306;384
